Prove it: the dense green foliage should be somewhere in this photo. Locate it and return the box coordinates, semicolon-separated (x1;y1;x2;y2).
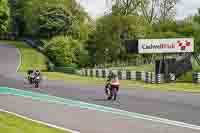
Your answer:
44;36;89;67
14;0;88;38
38;6;72;37
194;9;200;52
87;15;151;64
0;0;9;32
1;0;200;68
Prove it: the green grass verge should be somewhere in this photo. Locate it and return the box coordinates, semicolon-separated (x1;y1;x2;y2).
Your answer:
43;72;200;93
110;64;154;72
0;40;48;72
43;72;105;85
0;112;71;133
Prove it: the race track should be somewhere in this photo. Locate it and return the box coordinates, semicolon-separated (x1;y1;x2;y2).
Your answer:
0;44;20;74
0;43;200;133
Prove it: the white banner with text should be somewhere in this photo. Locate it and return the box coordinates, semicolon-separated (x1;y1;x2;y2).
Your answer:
138;38;194;54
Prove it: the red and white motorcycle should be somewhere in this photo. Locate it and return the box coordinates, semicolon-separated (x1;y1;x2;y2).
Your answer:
105;80;120;100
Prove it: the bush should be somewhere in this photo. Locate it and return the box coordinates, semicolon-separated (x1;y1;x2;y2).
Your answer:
44;36;88;67
54;67;77;74
44;36;74;66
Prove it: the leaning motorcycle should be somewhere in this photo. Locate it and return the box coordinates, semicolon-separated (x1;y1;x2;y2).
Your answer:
110;85;118;100
105;83;119;100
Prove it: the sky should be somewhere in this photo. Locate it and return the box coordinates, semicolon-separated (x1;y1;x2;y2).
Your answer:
76;0;200;20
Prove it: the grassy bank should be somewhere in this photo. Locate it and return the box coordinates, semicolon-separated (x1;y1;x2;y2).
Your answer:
0;111;71;133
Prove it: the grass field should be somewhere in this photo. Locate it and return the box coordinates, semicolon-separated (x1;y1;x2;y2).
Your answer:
110;64;154;72
1;40;200;93
0;40;48;72
0;111;71;133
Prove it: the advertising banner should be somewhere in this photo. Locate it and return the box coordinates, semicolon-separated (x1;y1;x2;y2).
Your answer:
138;38;194;54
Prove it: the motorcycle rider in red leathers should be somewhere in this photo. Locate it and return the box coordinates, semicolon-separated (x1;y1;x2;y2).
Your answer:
106;72;120;100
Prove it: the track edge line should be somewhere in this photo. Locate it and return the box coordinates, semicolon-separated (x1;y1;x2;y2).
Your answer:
0;109;80;133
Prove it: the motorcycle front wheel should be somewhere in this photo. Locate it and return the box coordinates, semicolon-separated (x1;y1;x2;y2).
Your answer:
35;81;39;88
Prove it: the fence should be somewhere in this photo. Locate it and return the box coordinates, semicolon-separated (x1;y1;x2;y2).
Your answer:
0;33;18;40
80;69;178;84
193;72;200;83
80;69;200;84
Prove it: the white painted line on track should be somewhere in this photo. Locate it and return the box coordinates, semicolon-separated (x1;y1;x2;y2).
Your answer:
16;48;22;72
2;88;200;131
10;93;200;131
0;109;80;133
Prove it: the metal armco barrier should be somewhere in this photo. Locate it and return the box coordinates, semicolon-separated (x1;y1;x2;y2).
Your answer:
96;69;99;77
92;69;96;77
81;69;169;83
156;74;164;84
118;71;122;80
90;69;93;77
105;69;110;78
85;69;88;76
136;72;141;80
99;69;103;77
151;73;156;84
81;70;200;84
131;71;136;80
141;72;146;81
145;72;148;83
193;72;200;83
121;71;127;80
102;70;106;78
126;71;131;80
145;72;152;83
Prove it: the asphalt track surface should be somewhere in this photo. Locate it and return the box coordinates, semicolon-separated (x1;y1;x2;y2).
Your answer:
0;43;200;132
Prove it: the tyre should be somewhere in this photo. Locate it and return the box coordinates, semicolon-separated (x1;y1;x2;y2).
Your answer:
113;87;117;100
35;80;39;88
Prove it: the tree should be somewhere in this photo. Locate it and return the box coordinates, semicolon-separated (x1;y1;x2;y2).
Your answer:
194;8;200;52
149;19;194;39
90;15;151;64
38;6;72;38
194;8;200;24
159;0;178;22
140;0;158;24
0;0;10;32
140;0;178;24
112;0;141;16
14;0;88;38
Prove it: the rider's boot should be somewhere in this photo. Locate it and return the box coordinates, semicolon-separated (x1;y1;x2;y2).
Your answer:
107;89;113;100
107;96;112;100
114;95;117;100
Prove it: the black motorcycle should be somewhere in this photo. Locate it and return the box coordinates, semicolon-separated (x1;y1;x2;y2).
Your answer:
105;82;111;96
34;76;40;88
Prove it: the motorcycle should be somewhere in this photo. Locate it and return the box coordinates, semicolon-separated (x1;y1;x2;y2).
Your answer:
105;82;119;100
29;75;35;84
105;82;111;96
34;76;40;88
